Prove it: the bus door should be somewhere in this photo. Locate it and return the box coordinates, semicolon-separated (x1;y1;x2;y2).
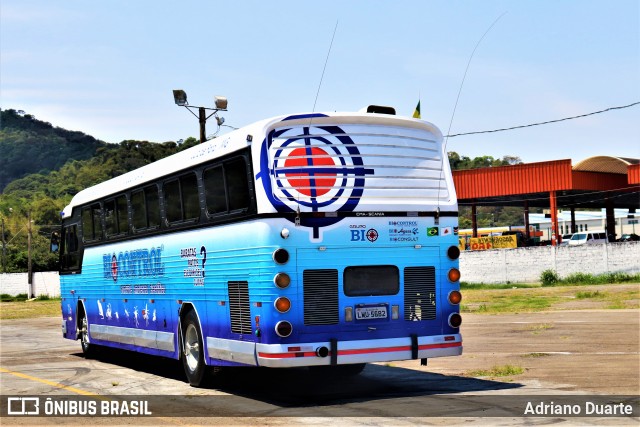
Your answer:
60;222;81;339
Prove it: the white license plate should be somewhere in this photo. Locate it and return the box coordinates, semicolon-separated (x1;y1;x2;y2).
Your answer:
355;306;388;320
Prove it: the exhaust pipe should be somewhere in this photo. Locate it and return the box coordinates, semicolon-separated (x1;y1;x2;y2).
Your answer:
315;346;329;358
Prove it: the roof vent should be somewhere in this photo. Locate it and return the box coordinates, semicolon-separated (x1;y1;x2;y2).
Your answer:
364;105;396;115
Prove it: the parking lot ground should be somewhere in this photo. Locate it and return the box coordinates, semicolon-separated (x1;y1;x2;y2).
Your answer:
0;309;638;425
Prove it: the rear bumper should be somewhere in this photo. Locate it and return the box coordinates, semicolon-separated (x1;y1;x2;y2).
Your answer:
255;334;462;368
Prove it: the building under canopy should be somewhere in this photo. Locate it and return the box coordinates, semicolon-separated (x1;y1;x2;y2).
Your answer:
452;156;640;245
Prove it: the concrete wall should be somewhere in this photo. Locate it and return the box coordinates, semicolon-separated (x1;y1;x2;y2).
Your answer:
0;272;60;297
460;241;640;284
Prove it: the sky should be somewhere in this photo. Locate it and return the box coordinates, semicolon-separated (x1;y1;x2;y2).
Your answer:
1;0;639;163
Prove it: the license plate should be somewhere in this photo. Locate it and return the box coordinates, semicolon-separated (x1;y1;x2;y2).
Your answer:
355;305;388;320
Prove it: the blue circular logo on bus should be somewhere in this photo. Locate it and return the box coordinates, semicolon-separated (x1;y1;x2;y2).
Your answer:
256;118;374;234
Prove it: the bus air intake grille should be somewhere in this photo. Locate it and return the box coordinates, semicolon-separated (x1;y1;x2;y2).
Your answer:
404;267;436;321
228;281;252;334
303;269;339;326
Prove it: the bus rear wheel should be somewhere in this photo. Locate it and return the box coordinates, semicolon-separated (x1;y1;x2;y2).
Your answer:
181;310;206;387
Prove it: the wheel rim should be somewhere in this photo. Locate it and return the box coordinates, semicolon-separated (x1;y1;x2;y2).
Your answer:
184;324;200;371
81;317;90;348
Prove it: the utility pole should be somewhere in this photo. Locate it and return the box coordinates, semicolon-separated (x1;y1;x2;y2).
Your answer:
1;218;6;272
27;211;33;298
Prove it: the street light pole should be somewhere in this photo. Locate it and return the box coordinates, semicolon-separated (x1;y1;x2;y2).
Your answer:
1;218;6;273
172;90;228;144
28;211;33;298
198;107;207;144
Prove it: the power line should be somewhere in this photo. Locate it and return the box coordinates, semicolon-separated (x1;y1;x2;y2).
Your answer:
445;102;639;138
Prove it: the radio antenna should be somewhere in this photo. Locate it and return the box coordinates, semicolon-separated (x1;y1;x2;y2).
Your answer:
443;12;507;154
312;20;339;113
437;12;507;214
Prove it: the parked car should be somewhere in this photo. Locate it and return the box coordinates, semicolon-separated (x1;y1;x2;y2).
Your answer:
559;233;573;246
618;233;640;242
569;231;607;246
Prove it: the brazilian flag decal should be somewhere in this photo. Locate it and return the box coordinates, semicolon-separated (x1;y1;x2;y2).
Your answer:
427;227;439;237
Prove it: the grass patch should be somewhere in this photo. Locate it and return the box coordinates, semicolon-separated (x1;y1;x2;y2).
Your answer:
522;353;551;358
576;290;604;299
463;292;558;314
0;299;61;320
466;364;525;378
461;282;539;290
540;271;640;287
525;323;554;334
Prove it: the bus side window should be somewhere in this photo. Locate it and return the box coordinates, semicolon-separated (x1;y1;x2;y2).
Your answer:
204;165;227;216
105;195;128;238
61;224;80;271
132;185;161;232
81;203;103;242
164;173;199;224
131;189;147;231
225;158;250;212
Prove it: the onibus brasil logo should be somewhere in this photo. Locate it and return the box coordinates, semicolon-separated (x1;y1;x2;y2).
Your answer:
257;115;374;240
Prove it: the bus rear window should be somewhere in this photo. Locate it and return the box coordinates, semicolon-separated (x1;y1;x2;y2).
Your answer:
344;265;399;297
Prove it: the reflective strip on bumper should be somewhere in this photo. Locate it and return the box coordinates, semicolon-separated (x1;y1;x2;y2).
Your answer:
256;335;462;367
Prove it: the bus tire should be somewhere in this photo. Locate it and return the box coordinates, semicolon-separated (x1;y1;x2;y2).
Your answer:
181;310;206;387
79;312;97;358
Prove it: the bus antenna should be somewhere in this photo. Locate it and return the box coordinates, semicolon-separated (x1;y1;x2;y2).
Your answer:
437;12;507;212
312;20;339;114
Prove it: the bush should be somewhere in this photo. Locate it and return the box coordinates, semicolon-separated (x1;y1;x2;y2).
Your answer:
564;272;596;284
0;294;15;302
540;269;559;286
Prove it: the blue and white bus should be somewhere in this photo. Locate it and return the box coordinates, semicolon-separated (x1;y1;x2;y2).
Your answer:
58;105;462;386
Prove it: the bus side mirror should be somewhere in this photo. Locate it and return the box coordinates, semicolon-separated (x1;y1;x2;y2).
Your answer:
50;232;60;253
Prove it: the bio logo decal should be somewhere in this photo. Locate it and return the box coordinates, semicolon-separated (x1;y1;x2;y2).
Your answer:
257;115;374;239
350;225;379;243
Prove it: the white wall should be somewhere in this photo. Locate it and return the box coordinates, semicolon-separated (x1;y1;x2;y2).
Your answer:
460;241;640;284
0;272;60;297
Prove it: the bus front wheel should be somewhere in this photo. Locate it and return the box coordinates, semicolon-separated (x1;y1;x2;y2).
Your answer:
79;313;96;358
181;310;206;387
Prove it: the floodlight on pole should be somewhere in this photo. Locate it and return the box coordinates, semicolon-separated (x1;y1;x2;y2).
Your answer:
173;90;188;106
172;89;228;143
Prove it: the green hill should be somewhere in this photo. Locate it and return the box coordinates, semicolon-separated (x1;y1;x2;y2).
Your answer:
0;109;107;192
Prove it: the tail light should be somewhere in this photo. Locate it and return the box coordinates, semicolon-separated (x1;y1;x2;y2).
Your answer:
274;297;291;313
448;268;461;282
274;273;291;289
275;321;292;337
448;290;462;305
273;249;289;265
448;313;462;328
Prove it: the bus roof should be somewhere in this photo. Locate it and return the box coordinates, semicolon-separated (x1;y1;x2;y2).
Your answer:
62;110;446;218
